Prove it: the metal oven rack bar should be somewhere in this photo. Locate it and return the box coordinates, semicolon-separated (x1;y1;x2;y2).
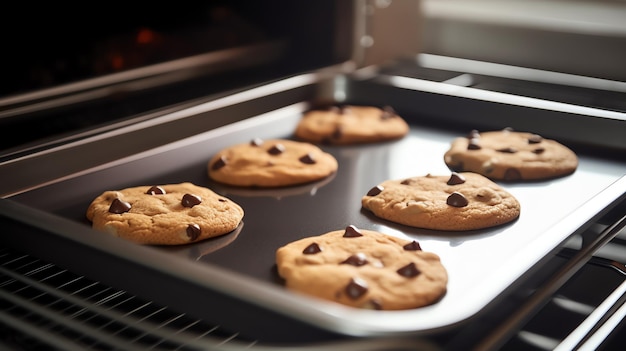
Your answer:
491;208;626;351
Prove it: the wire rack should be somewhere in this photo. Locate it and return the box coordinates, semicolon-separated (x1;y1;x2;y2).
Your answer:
0;247;259;351
0;247;432;351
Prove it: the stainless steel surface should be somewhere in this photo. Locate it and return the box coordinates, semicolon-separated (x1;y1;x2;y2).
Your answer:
420;0;626;81
351;0;422;67
0;42;285;117
479;212;626;350
0;71;345;197
1;73;625;338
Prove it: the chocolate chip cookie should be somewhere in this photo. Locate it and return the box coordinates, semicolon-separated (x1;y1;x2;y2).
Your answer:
86;182;244;245
294;105;410;145
361;172;521;231
444;128;578;181
208;138;338;187
275;225;448;310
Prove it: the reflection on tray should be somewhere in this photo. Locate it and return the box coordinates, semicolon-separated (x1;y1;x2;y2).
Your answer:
208;172;336;199
159;221;244;260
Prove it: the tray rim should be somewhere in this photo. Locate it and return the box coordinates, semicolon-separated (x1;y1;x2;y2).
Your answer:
2;146;625;338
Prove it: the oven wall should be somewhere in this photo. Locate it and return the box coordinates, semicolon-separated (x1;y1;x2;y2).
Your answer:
419;0;626;81
1;1;349;99
351;0;423;67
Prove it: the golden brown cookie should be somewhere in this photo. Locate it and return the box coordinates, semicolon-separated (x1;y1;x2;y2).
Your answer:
444;128;578;181
275;225;448;310
86;182;244;245
361;172;521;231
208;138;338;187
294;105;410;145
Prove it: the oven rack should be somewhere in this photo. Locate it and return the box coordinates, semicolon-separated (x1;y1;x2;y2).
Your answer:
1;56;625;350
2;215;626;351
0;247;435;351
497;208;626;351
0;247;253;351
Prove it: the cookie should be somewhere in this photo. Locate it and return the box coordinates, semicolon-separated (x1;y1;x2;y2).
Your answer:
294;105;410;145
275;225;448;310
361;172;520;231
208;138;338;187
444;128;578;181
86;182;244;245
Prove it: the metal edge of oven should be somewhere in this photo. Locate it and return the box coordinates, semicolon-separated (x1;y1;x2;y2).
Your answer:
0;1;361;165
0;0;363;196
0;69;352;199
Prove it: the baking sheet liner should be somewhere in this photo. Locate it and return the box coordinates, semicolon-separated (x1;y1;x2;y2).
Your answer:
3;76;626;337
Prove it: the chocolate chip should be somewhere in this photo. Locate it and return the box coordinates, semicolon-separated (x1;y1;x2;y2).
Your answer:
533;147;545;154
331;126;343;140
381;105;397;119
484;167;496;177
218;198;227;202
447;172;466;185
146;186;165;195
449;161;464;172
504;168;522;181
303;243;322;254
186;224;201;241
299;153;316;164
366;185;384;196
343;225;363;238
397;262;421;278
467;138;481;150
468;129;481;139
345;278;368;300
400;179;412;185
403;241;422;251
211;155;227;170
528;134;543;144
341;253;368;266
182;194;202;208
268;143;285;155
250;138;264;146
497;147;517;153
109;198;131;214
447;192;468;207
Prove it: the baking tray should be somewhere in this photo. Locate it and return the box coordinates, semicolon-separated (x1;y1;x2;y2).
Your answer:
1;71;626;339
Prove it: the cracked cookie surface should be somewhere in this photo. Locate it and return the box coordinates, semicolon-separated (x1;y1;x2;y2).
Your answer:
208;138;338;187
86;182;244;245
276;225;448;310
444;128;578;181
361;172;521;231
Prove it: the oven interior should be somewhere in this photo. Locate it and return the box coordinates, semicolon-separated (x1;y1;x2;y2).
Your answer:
2;1;626;350
1;1;349;159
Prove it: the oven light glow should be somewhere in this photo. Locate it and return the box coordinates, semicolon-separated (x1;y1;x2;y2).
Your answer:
136;28;156;44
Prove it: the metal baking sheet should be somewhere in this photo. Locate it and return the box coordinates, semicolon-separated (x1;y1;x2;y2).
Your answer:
2;73;626;337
